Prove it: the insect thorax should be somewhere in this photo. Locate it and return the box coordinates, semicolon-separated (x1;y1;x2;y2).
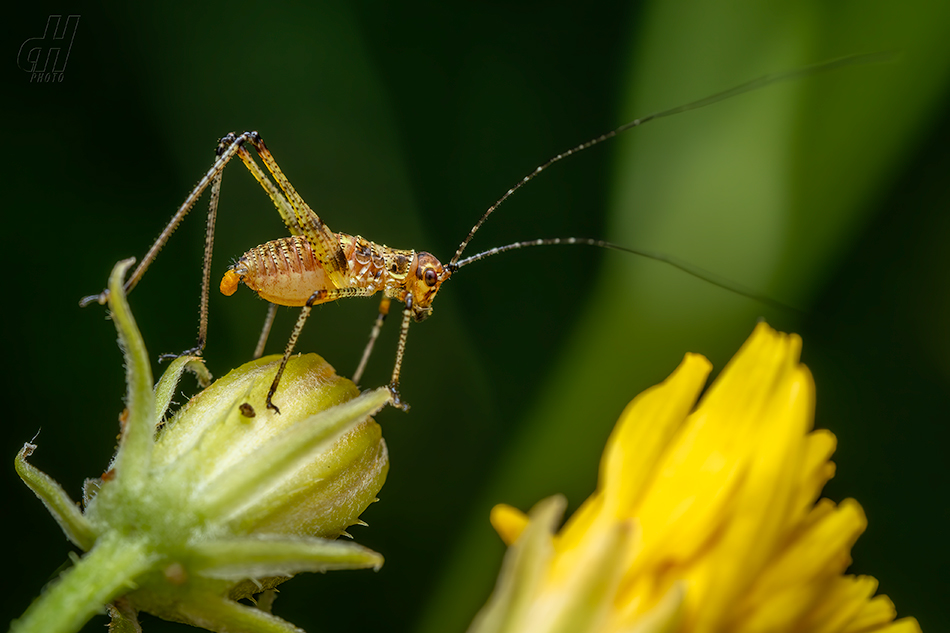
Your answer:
339;233;415;298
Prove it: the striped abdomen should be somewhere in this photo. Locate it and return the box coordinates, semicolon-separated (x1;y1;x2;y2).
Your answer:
230;236;336;306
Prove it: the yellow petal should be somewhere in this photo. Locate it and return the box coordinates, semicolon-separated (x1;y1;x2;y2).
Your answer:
559;353;711;554
741;499;866;606
476;323;918;633
600;353;712;520
860;618;922;633
543;520;634;633
704;374;814;621
799;575;878;633
792;429;838;523
492;504;530;547
843;594;897;632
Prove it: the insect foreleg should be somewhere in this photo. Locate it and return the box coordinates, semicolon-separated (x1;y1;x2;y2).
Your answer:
253;303;279;360
388;296;413;411
353;297;392;386
265;286;379;414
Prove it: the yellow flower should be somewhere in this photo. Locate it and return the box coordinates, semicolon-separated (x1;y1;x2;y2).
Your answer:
474;323;919;633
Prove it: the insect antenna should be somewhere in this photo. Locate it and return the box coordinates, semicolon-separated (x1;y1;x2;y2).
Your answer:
447;52;892;269
453;237;804;315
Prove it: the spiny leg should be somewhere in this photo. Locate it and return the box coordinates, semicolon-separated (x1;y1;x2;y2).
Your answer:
79;130;304;362
80;132;304;326
253;303;279;360
266;303;315;415
265;287;377;414
159;168;223;361
194;168;223;354
388;296;413;411
79;131;340;364
171;137;311;360
243;133;349;286
234;145;304;237
80;133;253;307
352;297;391;386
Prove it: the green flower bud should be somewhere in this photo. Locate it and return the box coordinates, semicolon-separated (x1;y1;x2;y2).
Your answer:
13;259;391;633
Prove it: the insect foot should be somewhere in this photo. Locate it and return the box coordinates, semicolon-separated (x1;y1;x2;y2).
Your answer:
158;345;207;366
78;288;110;307
13;259;392;633
388;384;410;412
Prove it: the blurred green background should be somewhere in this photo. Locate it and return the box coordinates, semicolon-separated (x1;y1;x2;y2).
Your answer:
4;2;949;632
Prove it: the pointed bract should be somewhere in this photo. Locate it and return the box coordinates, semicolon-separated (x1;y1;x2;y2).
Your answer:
13;260;392;633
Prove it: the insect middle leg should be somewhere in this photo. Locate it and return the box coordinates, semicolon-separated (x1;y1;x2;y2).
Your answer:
265;287;380;414
253;303;279;360
352;297;392;386
387;296;414;412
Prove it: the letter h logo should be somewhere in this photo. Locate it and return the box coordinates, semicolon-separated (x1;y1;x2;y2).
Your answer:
18;15;80;73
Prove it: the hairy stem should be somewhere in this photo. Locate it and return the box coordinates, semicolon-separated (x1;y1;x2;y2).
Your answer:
10;532;153;633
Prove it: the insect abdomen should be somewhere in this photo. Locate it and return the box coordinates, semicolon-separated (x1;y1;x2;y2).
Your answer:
239;236;334;306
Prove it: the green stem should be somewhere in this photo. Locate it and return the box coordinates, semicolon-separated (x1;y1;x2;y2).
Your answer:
10;532;154;633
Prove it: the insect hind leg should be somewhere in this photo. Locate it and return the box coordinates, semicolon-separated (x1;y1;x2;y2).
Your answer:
78;132;252;309
159;164;226;362
242;133;349;285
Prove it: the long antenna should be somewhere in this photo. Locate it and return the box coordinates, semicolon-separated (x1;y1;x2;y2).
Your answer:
447;52;891;268
454;237;803;315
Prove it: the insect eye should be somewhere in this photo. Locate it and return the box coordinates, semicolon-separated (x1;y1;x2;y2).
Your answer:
424;268;438;287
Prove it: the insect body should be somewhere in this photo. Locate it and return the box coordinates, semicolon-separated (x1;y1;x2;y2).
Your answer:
220;234;444;316
218;229;449;411
79;55;878;413
81;127;453;412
